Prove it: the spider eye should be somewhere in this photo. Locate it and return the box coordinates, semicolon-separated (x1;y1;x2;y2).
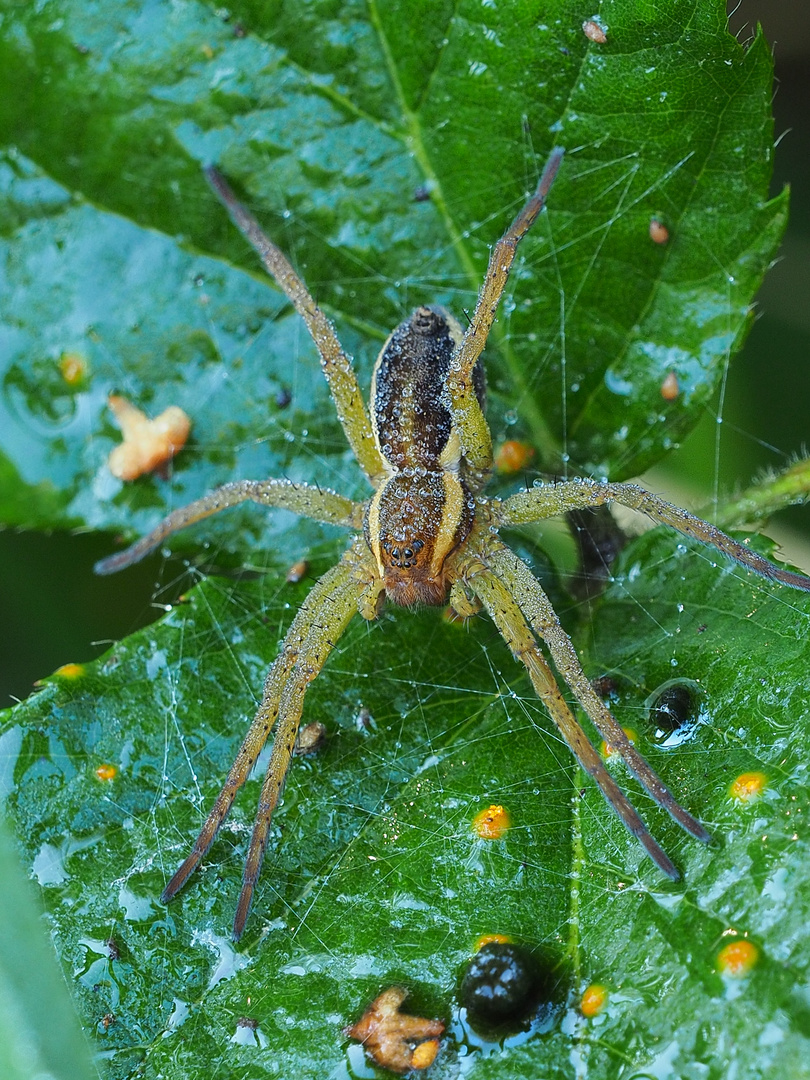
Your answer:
382;537;426;570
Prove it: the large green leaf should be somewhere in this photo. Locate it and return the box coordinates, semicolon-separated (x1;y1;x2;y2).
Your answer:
0;0;785;543
2;1;808;1077
3;529;810;1077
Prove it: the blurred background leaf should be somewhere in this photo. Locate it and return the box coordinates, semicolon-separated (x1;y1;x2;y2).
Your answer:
0;815;96;1080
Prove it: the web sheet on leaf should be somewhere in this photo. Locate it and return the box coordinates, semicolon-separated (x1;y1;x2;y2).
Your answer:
2;145;808;1080
35;146;806;1078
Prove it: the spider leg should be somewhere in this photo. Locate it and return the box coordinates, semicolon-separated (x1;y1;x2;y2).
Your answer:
94;479;364;574
161;539;373;939
498;480;810;592
205;168;386;484
446;147;564;479
481;539;711;844
458;555;681;878
233;551;366;938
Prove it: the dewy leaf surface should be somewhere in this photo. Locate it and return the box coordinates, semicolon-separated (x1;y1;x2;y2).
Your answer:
0;0;786;539
2;1;808;1078
3;527;810;1077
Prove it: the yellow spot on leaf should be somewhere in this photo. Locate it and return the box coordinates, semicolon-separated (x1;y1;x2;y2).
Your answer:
55;663;85;679
717;939;758;977
472;804;511;840
729;771;767;802
95;764;118;782
600;727;637;759
59;352;88;385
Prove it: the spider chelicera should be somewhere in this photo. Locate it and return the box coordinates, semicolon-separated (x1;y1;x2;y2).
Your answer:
96;148;810;939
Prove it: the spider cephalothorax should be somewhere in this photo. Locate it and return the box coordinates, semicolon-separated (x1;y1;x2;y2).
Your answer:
96;149;810;939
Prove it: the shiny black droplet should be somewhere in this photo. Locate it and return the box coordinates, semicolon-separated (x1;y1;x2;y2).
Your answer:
650;682;696;732
461;943;538;1022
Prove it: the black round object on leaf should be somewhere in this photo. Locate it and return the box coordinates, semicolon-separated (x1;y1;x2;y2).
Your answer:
461;943;538;1022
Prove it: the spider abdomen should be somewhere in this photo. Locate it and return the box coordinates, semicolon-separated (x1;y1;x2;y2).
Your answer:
371;305;485;474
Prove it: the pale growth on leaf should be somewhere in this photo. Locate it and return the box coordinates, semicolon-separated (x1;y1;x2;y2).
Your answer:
107;394;191;481
344;987;444;1073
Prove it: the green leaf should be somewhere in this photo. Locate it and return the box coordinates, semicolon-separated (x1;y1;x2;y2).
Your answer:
0;816;96;1080
0;0;785;541
3;1;808;1077
3;531;810;1077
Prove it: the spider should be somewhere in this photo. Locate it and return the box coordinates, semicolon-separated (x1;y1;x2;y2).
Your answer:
96;147;810;940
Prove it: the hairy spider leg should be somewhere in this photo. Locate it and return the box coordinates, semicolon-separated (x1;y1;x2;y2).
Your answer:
161;541;371;938
233;546;368;937
499;480;810;594
446;146;565;482
459;555;680;878
481;540;711;843
204;167;386;485
94;479;364;575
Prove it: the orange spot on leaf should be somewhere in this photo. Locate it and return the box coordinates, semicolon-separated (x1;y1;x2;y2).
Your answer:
660;371;680;401
472;804;511;840
95;764;118;782
580;983;608;1017
285;559;309;584
649;218;670;244
410;1038;440;1069
717;939;759;977
474;933;512;951
495;439;535;474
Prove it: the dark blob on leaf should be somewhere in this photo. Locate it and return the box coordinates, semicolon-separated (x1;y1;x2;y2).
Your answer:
460;943;539;1023
649;682;697;732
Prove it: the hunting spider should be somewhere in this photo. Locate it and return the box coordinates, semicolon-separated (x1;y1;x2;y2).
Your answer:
96;148;810;939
